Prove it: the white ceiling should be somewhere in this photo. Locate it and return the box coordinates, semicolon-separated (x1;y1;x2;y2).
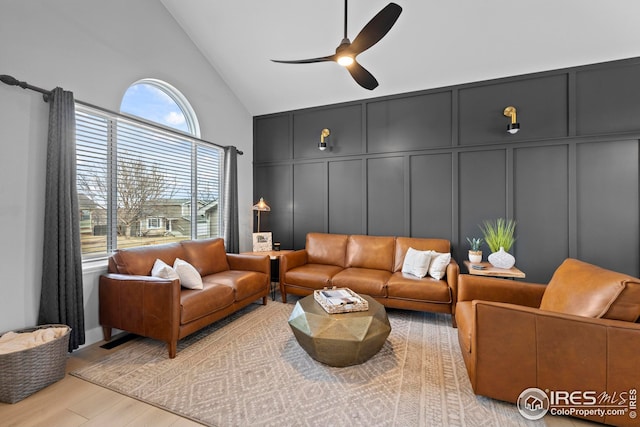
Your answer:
161;0;640;117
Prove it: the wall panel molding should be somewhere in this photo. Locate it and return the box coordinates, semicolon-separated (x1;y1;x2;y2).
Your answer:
254;57;640;281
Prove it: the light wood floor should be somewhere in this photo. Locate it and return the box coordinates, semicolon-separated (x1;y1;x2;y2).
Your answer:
0;335;203;427
0;334;602;427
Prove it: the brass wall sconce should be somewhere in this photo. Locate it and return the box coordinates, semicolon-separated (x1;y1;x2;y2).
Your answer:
503;106;520;134
318;128;330;151
252;197;270;232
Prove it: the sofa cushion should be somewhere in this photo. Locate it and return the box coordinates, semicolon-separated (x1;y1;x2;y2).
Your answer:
539;258;626;318
401;248;432;278
180;282;235;324
151;259;179;281
181;238;230;276
330;268;390;297
394;237;451;272
110;242;184;275
346;235;395;271
602;281;640;322
174;258;204;290
306;233;349;267
202;270;268;301
386;272;452;303
284;264;344;289
429;252;451;280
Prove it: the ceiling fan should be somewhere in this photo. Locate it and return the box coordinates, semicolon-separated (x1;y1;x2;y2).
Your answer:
271;1;402;90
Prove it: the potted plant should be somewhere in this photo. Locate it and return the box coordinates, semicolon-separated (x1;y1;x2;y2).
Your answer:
466;237;483;263
479;218;517;269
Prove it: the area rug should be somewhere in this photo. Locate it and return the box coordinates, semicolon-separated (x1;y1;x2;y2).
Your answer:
71;301;544;427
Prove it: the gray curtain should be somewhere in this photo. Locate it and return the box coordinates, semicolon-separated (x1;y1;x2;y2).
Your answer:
223;146;240;253
38;87;85;352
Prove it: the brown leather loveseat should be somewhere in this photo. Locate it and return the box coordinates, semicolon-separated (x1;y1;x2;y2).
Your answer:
99;238;270;358
281;233;459;319
455;258;640;426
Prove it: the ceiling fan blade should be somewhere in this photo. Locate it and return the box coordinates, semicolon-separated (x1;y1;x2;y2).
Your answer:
349;3;402;55
346;61;378;90
271;55;335;64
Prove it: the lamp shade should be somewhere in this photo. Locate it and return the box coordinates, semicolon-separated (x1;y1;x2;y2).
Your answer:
252;197;271;212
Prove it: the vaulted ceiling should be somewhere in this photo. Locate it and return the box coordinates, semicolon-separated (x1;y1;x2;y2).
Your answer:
161;0;640;116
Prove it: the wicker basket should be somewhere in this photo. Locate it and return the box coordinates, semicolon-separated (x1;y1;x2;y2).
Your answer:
0;324;70;404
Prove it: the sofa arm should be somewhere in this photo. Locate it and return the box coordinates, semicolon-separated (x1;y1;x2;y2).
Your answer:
281;249;308;273
471;301;640;426
226;253;270;275
446;259;460;314
458;274;546;308
99;273;181;343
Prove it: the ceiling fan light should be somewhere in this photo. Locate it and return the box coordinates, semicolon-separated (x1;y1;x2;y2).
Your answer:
337;56;354;67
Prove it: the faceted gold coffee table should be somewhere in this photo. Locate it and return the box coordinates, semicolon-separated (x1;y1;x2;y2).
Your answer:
288;294;391;367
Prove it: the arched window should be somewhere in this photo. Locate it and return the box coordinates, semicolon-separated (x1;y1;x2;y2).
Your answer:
76;79;222;258
120;79;200;137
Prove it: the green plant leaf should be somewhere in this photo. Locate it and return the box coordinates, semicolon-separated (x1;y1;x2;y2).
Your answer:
479;218;516;252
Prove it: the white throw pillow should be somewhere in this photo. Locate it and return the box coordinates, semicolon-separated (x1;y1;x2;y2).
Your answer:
428;252;451;280
151;259;180;281
401;247;433;278
173;258;204;290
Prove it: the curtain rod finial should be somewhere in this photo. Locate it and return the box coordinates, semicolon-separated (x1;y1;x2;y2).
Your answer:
0;74;21;87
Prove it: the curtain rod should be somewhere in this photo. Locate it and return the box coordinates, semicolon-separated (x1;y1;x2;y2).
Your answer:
0;74;243;155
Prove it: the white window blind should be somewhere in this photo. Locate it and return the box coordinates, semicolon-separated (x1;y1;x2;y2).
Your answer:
76;104;223;259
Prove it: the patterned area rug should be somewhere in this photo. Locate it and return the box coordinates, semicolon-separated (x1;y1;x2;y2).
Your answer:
71;301;544;427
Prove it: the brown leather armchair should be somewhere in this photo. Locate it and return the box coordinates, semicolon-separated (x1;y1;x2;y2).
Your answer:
455;258;640;426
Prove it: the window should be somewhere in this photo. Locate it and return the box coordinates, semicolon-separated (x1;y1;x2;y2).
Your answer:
147;217;162;229
76;80;223;259
120;79;199;136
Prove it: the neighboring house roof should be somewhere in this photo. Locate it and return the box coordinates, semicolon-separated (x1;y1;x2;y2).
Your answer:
197;200;218;215
78;193;100;209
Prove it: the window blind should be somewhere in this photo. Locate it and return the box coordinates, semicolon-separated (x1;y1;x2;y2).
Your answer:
75;104;223;259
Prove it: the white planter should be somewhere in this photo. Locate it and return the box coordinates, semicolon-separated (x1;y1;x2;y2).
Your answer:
488;247;515;269
468;251;482;264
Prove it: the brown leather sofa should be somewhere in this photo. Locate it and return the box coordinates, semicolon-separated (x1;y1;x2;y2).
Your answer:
280;233;459;319
99;238;270;358
456;258;640;426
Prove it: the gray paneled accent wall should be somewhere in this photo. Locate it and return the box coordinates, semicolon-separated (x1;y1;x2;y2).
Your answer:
254;57;640;282
328;160;363;235
514;145;569;281
410;153;453;240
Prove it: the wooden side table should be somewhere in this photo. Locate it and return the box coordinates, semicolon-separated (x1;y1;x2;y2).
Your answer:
463;260;525;279
241;250;294;300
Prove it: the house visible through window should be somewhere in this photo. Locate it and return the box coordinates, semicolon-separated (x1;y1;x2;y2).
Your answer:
76;79;223;259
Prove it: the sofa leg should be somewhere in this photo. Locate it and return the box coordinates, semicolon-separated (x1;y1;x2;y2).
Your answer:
168;341;177;359
102;326;112;341
451;314;457;328
262;295;267;305
281;291;287;303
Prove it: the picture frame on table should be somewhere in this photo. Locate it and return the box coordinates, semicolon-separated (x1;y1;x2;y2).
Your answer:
252;232;273;252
